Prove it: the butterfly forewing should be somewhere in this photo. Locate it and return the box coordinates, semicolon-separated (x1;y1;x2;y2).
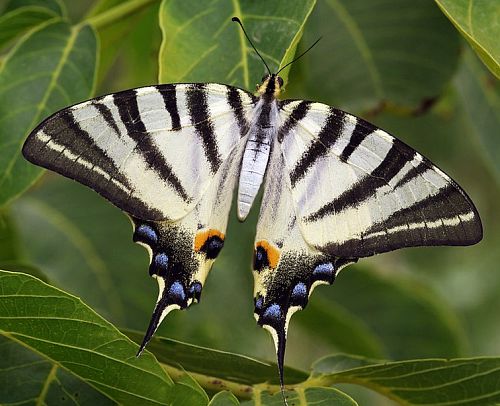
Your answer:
22;83;256;221
278;100;483;258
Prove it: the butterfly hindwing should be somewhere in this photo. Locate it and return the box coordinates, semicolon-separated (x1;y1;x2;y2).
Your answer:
23;83;255;221
133;137;245;352
278;100;483;258
252;140;357;385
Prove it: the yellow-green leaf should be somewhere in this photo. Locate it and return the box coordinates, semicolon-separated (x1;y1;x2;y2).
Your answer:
0;20;97;207
312;354;500;405
158;0;316;89
0;270;203;405
435;0;500;78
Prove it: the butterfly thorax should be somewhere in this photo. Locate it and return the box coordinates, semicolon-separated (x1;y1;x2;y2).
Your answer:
237;74;282;221
256;73;283;98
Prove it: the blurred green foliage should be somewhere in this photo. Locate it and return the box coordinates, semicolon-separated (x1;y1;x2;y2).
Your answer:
0;0;499;404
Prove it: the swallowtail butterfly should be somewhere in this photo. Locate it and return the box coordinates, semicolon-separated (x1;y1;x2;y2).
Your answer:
22;17;482;402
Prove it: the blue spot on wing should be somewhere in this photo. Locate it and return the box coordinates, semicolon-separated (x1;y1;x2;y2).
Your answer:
313;262;334;281
189;281;202;301
254;296;264;313
291;282;307;299
263;303;282;320
168;281;186;302
154;253;169;269
135;224;158;245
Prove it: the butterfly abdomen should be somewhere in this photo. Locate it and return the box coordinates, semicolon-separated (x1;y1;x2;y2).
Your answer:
237;98;280;221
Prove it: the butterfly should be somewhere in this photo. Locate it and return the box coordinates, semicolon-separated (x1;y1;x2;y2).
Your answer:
22;16;482;402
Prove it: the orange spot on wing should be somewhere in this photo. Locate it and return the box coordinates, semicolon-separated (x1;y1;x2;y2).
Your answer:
256;240;281;269
194;229;225;252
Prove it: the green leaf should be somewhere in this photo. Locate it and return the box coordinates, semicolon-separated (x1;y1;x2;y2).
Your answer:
0;5;58;51
158;0;316;88
320;266;466;359
454;49;500;182
92;2;161;92
312;354;500;405
209;391;240;406
242;387;358;406
295;0;461;112
12;196;128;324
0;335;114;405
0;270;192;405
435;0;500;79
124;330;308;387
295;295;384;358
0;210;21;261
4;0;66;16
0;20;97;207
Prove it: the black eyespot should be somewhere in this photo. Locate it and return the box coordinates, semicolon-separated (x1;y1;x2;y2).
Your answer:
253;246;269;272
200;235;224;259
277;76;284;87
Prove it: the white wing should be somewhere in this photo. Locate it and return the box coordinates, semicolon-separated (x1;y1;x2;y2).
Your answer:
278;100;482;258
23;83;255;221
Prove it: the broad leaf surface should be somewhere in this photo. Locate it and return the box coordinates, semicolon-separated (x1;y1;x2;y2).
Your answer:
454;49;500;182
124;330;308;386
0;210;20;261
0;270;185;405
435;0;500;78
209;391;240;406
320;266;465;359
0;336;114;405
294;0;461;112
0;6;58;50
313;354;500;405
295;294;384;359
158;0;316;88
0;20;97;207
87;0;160;92
4;0;65;16
12;196;128;324
242;387;358;406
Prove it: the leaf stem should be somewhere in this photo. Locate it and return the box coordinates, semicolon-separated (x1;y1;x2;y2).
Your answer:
162;363;257;399
83;0;158;30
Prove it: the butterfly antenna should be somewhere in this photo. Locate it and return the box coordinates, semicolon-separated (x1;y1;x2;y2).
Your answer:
276;37;322;75
232;16;272;76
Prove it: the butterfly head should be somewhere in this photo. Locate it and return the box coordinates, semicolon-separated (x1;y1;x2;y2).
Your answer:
257;74;284;98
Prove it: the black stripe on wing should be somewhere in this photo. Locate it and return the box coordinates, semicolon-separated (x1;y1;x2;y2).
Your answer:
114;90;191;202
277;100;310;142
324;184;482;257
289;107;345;187
158;84;181;130
227;86;251;136
187;83;222;173
22;109;163;219
307;139;414;222
339;119;376;162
